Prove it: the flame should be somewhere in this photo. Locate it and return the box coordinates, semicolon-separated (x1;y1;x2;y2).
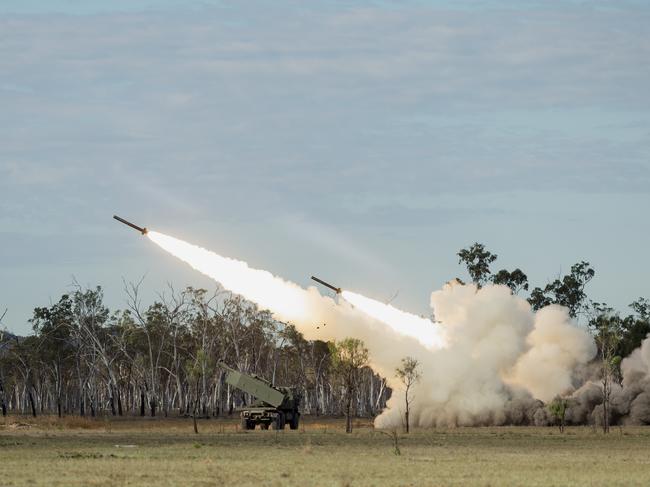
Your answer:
341;290;446;349
147;231;310;319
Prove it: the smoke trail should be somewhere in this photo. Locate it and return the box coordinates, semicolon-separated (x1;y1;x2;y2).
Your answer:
341;290;446;349
146;231;441;384
148;230;601;427
147;231;446;347
148;231;310;319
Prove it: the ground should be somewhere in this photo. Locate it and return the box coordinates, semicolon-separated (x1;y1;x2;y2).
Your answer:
1;416;650;486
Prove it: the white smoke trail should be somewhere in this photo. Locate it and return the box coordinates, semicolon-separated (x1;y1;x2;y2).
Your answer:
146;231;439;385
148;231;310;319
147;231;446;349
341;290;446;349
147;230;597;427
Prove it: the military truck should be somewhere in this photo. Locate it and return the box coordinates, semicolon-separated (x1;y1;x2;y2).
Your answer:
217;362;301;430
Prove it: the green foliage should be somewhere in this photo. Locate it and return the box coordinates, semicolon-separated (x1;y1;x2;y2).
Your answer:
395;356;421;433
492;268;529;294
590;304;624;363
457;243;497;286
329;338;369;433
457;243;529;294
395;357;421;388
547;397;570;433
589;306;624;433
528;262;595;318
617;298;650;358
329;338;369;376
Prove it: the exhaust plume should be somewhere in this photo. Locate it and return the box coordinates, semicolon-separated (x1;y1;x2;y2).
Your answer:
146;230;631;427
340;290;446;349
147;231;439;384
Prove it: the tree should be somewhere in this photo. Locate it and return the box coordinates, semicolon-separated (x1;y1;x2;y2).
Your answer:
31;295;75;418
186;348;208;434
618;298;650;358
0;309;8;416
547;396;570;433
589;305;622;434
395;357;421;433
457;243;497;287
491;268;529;294
329;338;369;433
528;262;595;318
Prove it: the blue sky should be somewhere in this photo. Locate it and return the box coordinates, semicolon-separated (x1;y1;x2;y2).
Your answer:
1;0;649;334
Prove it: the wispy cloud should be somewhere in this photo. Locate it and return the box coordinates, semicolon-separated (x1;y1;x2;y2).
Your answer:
1;2;649;332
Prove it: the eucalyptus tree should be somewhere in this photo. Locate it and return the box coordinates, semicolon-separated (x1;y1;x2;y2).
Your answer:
395;356;421;433
329;337;369;433
31;294;75;417
529;262;595;318
589;305;623;433
457;243;497;287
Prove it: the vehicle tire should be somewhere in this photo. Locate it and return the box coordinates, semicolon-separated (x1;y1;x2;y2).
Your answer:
272;412;286;430
240;418;249;430
260;423;270;430
289;412;300;430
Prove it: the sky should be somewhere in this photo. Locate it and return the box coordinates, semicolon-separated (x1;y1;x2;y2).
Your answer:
1;0;649;335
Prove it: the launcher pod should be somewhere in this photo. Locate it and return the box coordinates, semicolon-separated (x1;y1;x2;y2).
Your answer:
218;362;301;430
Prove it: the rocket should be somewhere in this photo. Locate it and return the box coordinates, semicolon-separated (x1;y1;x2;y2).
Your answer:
311;276;342;294
113;215;148;235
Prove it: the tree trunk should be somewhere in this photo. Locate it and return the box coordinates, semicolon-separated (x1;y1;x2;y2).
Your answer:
0;378;7;417
602;376;610;434
405;387;410;433
28;388;37;418
345;395;353;433
109;391;116;416
193;399;199;434
117;388;123;416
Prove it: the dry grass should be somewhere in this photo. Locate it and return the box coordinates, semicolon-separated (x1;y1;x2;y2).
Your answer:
2;415;650;486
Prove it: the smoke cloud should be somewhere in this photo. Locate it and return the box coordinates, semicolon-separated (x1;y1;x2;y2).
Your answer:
375;283;595;428
147;230;650;427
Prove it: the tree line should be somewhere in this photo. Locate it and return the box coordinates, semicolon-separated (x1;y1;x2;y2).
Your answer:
1;243;648;434
0;283;388;423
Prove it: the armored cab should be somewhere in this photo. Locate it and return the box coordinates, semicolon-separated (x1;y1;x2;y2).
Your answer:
218;362;301;430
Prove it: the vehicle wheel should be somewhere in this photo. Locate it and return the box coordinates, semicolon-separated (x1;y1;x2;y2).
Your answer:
260;423;269;430
240;418;249;430
272;412;286;430
289;412;300;430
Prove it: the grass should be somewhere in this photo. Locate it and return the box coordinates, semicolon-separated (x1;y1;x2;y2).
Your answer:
1;415;650;486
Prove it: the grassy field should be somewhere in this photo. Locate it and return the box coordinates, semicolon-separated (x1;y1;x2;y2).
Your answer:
1;416;650;486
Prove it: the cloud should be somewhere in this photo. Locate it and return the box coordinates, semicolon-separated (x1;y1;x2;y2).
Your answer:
1;2;649;332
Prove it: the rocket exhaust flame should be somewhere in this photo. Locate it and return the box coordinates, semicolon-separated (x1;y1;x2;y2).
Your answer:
341;290;446;349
